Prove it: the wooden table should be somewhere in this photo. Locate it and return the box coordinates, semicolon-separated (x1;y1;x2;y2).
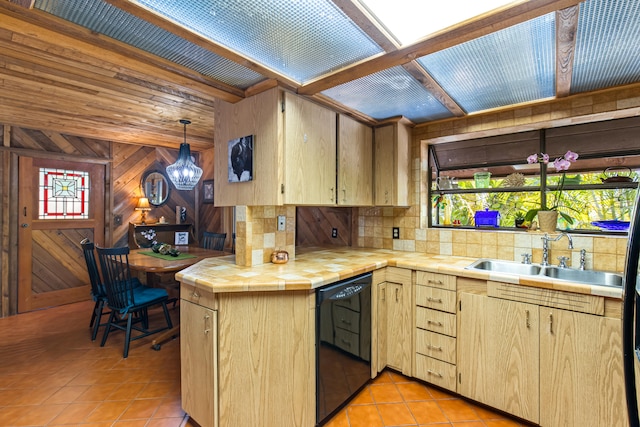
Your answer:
127;246;230;350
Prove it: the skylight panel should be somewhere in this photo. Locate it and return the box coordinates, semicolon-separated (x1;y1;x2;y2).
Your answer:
359;0;517;45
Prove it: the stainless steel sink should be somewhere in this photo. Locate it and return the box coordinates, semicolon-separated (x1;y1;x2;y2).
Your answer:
466;259;623;288
540;266;623;287
466;259;542;276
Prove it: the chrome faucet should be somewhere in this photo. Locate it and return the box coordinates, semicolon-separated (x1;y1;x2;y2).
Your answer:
541;233;574;266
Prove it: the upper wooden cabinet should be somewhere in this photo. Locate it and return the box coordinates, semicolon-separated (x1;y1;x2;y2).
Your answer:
374;119;411;207
337;115;373;206
214;88;373;206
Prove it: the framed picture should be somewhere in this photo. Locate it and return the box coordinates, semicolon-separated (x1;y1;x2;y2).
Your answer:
175;231;189;245
228;135;253;183
203;179;214;204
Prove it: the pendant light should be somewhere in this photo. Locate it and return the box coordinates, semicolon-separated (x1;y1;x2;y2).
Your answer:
166;119;203;190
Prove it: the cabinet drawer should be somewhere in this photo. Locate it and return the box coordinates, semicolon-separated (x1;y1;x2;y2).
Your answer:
416;307;456;337
416;271;456;291
416;285;456;313
415;353;456;392
181;283;217;309
334;294;360;312
415;329;456;364
333;305;360;334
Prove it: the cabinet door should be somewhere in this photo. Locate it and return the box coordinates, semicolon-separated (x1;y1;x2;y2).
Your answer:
181;300;218;427
540;308;626;427
283;92;336;205
337;115;372;205
373;121;409;206
377;282;406;372
458;293;539;423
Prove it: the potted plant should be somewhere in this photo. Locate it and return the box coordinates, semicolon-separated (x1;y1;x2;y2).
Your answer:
523;150;579;232
514;211;526;228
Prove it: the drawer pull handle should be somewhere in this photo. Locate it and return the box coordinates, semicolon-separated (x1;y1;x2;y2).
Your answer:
525;310;530;328
427;344;443;352
427;370;443;378
427;297;443;303
428;279;444;285
427;320;443;327
340;339;351;347
340;318;352;326
549;312;554;334
192;290;200;298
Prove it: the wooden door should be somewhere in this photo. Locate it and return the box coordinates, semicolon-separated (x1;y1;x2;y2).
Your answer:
17;157;105;312
181;300;218;427
540;308;626;427
458;293;539;423
337;115;372;206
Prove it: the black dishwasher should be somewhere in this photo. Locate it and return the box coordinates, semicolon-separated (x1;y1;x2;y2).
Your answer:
316;272;372;425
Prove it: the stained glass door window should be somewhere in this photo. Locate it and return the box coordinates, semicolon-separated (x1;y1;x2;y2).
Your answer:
38;167;90;219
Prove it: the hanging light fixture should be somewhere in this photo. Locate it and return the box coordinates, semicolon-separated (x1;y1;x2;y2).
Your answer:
166;119;203;190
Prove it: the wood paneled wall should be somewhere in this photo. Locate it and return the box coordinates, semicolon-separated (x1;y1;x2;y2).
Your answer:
296;207;354;247
0;124;219;317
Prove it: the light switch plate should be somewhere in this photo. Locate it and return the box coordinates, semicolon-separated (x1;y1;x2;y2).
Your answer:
277;215;286;231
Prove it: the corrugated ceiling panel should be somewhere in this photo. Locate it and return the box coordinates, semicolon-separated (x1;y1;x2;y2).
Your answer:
34;0;265;89
416;13;556;113
322;66;454;122
132;0;384;84
571;0;640;93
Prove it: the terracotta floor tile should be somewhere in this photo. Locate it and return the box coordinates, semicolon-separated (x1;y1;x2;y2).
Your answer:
106;382;148;400
324;408;350;427
137;381;179;399
11;403;68;426
84;400;131;422
45;385;91;404
48;401;101;424
451;422;485;427
153;397;186;418
347;404;384;427
377;402;416;426
372;371;394;384
350;387;375;405
113;420;149;427
396;382;434;401
437;399;481;423
426;385;456;400
147;417;189;427
369;383;403;403
407;400;450;424
484;419;528;427
120;397;164;420
75;383;121;402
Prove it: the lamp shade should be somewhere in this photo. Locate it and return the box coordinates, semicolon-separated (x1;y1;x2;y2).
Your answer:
166;120;203;190
135;197;152;211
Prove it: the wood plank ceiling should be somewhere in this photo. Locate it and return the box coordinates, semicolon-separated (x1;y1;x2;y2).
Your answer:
0;0;586;150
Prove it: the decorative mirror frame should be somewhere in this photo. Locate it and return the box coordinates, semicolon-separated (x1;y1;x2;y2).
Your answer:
141;169;171;207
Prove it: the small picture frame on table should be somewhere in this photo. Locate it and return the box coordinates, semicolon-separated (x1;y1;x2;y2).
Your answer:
175;231;189;246
203;179;214;204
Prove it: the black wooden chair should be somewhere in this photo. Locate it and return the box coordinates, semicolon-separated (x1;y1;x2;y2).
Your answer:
81;238;110;341
96;245;173;358
201;231;226;251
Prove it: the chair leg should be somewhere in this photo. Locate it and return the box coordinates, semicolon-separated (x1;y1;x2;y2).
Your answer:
123;313;133;359
162;302;173;329
89;300;99;328
100;311;116;347
91;300;104;341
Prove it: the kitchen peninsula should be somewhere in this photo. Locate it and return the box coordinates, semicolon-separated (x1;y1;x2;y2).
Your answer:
176;247;626;427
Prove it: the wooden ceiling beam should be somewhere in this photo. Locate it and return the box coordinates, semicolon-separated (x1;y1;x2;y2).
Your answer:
402;62;466;117
299;0;584;95
556;5;580;98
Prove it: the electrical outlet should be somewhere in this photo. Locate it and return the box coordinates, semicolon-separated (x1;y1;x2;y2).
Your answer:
277;215;286;231
331;228;338;238
392;227;400;239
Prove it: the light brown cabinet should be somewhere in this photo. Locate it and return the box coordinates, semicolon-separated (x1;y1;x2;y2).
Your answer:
375;267;412;375
374;119;410;206
214;88;373;206
181;299;218;427
337;114;373;205
457;283;626;427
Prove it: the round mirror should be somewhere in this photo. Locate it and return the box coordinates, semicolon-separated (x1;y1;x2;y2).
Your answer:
141;170;170;206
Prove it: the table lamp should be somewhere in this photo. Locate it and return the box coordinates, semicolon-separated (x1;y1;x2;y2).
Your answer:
135;197;152;224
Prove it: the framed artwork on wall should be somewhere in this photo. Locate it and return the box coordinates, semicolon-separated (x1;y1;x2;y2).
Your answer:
203;179;214;204
228;135;253;183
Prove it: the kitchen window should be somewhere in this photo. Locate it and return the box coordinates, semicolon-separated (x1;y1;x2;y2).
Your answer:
427;117;640;233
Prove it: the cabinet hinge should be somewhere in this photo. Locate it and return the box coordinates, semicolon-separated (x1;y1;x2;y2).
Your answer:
281;183;285;194
281;99;285;112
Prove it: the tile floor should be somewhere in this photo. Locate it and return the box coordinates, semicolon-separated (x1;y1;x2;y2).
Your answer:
0;301;532;427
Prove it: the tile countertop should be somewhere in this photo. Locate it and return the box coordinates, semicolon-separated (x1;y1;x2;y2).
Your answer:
175;247;623;299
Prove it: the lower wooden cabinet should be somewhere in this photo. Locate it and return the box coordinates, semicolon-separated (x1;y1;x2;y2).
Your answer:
458;289;627;427
181;299;218;427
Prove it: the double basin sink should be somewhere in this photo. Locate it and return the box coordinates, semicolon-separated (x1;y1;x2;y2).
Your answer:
466;259;623;288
